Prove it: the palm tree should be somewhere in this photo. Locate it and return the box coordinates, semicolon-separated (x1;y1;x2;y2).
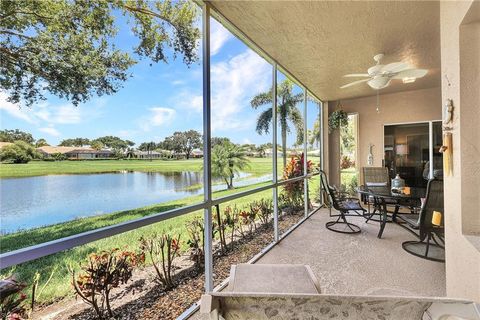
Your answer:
250;79;304;167
211;142;250;189
139;141;157;161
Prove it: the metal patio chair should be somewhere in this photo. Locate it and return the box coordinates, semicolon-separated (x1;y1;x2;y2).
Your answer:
362;167;400;222
400;178;445;262
320;170;366;234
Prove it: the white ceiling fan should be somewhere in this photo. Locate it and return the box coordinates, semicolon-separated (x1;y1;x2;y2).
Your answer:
340;53;428;90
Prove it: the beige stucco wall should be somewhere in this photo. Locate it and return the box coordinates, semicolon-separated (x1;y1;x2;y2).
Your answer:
440;0;480;302
327;87;442;186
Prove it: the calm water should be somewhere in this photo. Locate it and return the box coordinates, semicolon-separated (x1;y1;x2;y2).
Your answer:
0;171;271;234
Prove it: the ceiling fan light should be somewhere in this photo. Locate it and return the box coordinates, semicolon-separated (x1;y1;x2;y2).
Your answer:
368;77;390;90
402;77;416;84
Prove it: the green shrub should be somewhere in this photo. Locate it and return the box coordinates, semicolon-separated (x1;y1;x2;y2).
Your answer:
0;141;40;164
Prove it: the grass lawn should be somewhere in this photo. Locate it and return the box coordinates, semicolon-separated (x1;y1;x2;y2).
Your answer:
0;157;277;178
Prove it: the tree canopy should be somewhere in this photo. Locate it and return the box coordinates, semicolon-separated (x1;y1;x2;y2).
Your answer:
0;0;201;106
35;138;49;147
0;129;34;144
161;130;201;159
211;137;231;148
90;140;104;150
92;136;134;151
138;141;157;151
59;138;91;147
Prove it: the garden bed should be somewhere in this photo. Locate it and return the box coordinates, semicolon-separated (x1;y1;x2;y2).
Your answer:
32;213;306;320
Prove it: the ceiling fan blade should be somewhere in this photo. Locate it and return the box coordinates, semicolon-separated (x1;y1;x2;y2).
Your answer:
343;73;370;78
392;69;428;79
381;62;410;73
340;78;369;89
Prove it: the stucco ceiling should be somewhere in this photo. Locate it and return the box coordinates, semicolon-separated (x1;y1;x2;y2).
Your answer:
209;1;441;101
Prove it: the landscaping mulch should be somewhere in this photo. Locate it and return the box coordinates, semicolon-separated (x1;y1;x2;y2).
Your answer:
34;212;308;320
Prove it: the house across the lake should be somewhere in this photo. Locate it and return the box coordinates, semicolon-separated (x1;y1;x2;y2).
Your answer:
133;150;163;159
37;146;113;159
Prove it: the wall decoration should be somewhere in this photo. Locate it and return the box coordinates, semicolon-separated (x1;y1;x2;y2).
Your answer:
367;143;374;166
443;99;454;130
440;132;453;176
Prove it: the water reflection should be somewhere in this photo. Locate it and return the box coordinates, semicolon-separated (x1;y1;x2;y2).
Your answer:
0;171;270;233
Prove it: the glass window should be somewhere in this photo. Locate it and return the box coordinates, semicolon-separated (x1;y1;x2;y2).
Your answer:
339;114;359;194
209;17;273;197
210;190;275;287
275;70;305;181
0;4;204;243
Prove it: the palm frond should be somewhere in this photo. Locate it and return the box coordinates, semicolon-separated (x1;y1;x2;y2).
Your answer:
286;92;304;106
250;90;273;109
256;109;273;135
289;107;304;144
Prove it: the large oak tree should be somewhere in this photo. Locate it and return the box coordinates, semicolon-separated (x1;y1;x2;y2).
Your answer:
0;0;200;106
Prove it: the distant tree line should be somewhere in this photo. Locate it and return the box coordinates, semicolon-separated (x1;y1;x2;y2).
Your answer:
1;127;292;165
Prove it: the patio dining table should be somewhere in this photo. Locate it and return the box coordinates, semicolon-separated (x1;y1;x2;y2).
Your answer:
357;185;426;239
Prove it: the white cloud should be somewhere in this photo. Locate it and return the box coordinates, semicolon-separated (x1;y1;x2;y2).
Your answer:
0;92;35;123
210;49;271;132
150;107;176;126
34;104;82;124
52;106;82;124
39;126;61;137
0;92;102;127
210;19;233;56
140;107;176;131
117;130;137;139
170;91;203;114
171;80;186;86
165;49;271;133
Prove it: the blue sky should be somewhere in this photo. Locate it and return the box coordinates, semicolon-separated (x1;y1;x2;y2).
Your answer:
0;15;318;147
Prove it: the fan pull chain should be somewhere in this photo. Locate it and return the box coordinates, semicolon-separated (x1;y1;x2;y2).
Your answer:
376;90;380;113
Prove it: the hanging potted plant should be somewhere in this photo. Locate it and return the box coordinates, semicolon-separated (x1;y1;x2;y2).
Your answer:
328;102;348;133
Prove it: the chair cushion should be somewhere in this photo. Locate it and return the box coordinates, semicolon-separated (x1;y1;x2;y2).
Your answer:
339;198;365;211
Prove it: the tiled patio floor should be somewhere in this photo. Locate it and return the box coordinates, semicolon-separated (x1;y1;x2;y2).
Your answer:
256;208;446;297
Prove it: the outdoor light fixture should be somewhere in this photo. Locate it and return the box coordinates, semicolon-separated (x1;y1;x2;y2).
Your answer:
402;77;416;84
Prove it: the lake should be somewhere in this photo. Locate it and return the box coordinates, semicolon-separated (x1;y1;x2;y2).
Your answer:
0;171;271;234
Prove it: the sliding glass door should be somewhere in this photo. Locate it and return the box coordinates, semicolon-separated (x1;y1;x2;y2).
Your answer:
384;121;442;188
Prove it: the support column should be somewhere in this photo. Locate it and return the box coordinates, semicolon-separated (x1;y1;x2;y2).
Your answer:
303;89;309;218
202;3;213;293
272;63;279;242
